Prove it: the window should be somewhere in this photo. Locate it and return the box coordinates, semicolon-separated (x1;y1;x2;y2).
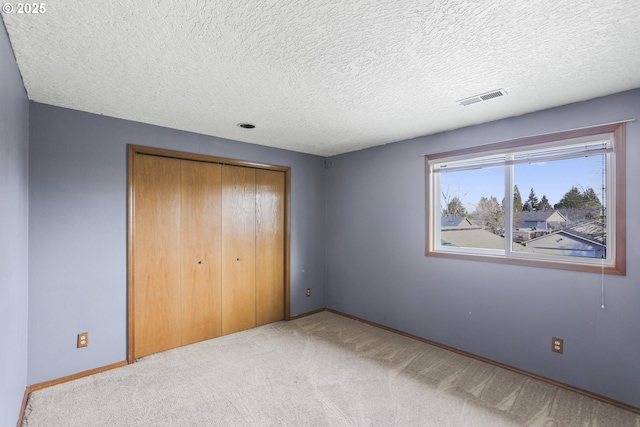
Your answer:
425;123;626;275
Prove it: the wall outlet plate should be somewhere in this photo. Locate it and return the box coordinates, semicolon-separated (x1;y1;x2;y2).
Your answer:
552;337;563;354
77;332;89;348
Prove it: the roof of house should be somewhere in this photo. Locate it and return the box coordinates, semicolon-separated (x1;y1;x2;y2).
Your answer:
519;210;567;222
440;228;506;250
441;216;472;228
570;220;606;243
524;229;604;248
556;208;603;223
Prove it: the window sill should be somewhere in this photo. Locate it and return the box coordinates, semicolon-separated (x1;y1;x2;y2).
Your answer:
425;248;625;275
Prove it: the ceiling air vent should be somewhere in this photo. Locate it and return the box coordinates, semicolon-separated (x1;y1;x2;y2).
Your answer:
457;89;507;106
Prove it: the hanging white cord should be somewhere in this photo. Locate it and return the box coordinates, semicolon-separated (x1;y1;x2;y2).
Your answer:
600;149;606;309
601;258;606;309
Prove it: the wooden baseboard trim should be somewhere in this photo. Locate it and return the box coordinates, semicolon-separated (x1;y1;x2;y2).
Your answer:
288;307;327;320
16;387;29;427
26;360;129;394
327;308;640;416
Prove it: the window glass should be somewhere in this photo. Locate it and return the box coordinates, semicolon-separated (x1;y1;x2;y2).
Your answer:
439;166;505;251
513;156;607;259
426;123;625;275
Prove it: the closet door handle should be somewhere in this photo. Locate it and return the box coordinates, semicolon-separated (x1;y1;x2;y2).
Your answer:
236;258;241;261
198;260;203;264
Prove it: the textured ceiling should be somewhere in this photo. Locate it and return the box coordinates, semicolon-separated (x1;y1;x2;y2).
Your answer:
2;1;640;156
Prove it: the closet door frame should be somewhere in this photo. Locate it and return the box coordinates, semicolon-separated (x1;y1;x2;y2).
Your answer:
127;144;291;364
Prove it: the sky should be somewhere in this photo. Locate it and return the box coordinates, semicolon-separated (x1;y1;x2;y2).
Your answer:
439;155;607;214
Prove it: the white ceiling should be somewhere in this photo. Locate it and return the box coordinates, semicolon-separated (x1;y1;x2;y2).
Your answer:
2;1;640;156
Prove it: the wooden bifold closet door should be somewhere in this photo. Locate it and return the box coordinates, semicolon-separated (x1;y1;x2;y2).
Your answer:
255;168;285;326
131;151;285;359
132;155;183;358
221;165;257;335
180;160;222;345
221;165;286;335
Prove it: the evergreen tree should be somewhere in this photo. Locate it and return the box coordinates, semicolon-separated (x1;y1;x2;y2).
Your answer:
513;185;523;211
443;196;468;217
554;186;581;209
581;187;602;209
555;186;601;209
537;195;552;211
581;187;603;219
523;188;539;211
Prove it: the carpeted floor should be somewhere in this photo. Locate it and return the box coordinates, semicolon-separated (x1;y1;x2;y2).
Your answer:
22;311;640;426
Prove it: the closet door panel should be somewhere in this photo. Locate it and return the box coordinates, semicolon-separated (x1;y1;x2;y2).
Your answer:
221;165;256;335
181;160;222;345
133;155;182;358
255;170;285;326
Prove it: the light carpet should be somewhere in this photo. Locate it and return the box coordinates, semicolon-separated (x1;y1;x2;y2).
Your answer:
22;311;640;426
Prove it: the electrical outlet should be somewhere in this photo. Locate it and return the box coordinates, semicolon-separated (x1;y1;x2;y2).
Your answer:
306;288;311;297
77;332;89;348
552;337;563;354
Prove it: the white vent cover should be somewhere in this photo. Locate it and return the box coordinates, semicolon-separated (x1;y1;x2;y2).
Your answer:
457;89;508;106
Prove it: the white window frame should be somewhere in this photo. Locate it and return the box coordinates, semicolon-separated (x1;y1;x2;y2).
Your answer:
425;123;626;275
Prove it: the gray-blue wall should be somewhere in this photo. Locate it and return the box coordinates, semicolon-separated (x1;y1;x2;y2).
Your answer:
326;89;640;408
0;18;29;426
28;103;327;384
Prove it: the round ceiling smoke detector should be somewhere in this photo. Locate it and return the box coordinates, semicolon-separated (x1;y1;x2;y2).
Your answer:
237;123;255;129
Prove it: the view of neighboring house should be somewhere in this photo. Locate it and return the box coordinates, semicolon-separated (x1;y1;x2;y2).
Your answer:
441;216;473;228
440;216;506;250
511;208;607;259
441;213;607;259
522;221;606;258
513;210;567;242
556;208;605;224
569;220;606;244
